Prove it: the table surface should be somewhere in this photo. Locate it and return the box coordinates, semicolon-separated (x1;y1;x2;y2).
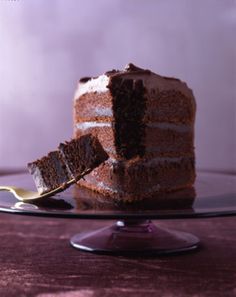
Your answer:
0;171;235;297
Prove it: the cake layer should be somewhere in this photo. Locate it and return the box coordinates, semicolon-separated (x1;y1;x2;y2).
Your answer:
74;64;196;125
74;121;194;158
59;135;108;179
74;92;113;122
74;88;195;124
77;156;195;201
144;89;195;124
73;185;196;209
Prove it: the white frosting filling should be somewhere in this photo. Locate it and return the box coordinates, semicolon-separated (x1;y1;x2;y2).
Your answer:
96;181;119;194
144;156;185;165
75;121;191;132
94;107;113;117
75;74;109;98
75;122;111;130
32;167;48;194
106;156;187;166
148;122;192;132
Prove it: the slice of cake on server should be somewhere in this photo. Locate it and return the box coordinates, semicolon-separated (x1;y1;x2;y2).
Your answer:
73;63;196;202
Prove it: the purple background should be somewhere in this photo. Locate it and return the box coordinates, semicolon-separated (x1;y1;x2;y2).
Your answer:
0;0;235;172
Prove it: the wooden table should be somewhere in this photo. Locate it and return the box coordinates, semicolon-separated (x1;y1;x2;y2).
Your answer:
0;171;235;297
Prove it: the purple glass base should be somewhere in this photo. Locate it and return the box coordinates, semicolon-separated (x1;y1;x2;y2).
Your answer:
70;220;200;255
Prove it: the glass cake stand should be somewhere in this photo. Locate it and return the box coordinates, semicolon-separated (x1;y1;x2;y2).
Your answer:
0;171;235;255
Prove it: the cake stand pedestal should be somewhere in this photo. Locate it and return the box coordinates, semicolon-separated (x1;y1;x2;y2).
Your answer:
0;172;235;256
70;219;199;255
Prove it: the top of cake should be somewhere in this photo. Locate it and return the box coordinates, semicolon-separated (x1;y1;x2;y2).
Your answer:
75;63;195;109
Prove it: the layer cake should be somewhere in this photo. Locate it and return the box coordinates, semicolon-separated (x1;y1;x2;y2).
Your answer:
73;63;196;201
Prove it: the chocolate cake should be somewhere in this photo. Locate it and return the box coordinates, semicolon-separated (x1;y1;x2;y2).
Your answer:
28;134;108;194
73;63;196;202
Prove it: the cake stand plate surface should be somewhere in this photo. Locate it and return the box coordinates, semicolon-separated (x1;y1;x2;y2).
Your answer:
0;171;235;255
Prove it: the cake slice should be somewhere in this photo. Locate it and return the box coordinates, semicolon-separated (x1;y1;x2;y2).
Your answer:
73;63;196;202
28;150;70;195
28;134;108;194
59;135;108;180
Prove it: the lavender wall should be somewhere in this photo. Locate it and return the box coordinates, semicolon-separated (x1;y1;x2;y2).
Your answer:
0;0;235;171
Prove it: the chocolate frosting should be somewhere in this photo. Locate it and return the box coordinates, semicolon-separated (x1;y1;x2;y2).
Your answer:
79;77;92;83
105;63;151;77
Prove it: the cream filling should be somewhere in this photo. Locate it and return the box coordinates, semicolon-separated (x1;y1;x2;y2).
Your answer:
75;74;110;98
32;167;48;194
106;156;189;166
75;121;191;132
96;181;119;194
94;107;113;117
148;122;191;132
75;122;111;130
